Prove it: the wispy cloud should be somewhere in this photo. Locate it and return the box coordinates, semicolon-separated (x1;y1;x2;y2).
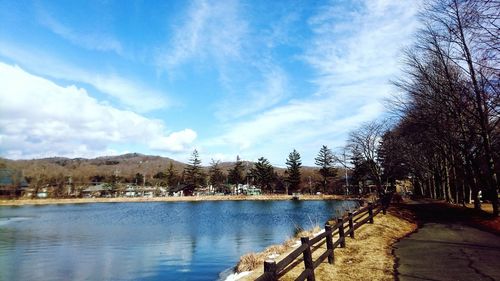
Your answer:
305;0;419;96
0;42;169;112
0;63;195;159
157;0;247;74
37;8;123;55
204;0;420;165
158;0;295;121
216;66;288;120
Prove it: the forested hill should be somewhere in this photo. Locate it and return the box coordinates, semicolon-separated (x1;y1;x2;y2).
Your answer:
0;153;325;189
0;153;320;185
0;153;188;184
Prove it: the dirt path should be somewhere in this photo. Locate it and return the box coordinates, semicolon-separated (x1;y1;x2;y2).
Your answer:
394;202;500;281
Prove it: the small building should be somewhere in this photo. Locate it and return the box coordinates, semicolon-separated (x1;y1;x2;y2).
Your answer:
157;187;168;197
168;184;188;196
36;188;49;198
136;186;156;197
246;187;262;195
193;185;215;196
235;184;261;195
124;185;137;197
82;183;114;198
0;169;28;198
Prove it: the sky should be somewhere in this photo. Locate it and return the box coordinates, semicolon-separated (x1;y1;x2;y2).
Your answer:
0;0;420;166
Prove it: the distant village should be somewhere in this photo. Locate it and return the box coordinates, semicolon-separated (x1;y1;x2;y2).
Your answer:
0;151;413;200
0;167;410;200
0;168;264;199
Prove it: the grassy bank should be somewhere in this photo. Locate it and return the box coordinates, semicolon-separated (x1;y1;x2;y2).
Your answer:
0;194;343;206
238;207;417;281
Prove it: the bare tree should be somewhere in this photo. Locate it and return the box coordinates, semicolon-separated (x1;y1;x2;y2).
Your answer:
420;0;499;214
347;121;387;192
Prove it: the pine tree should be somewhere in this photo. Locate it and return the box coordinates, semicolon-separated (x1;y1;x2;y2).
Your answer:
286;149;302;193
165;162;178;187
350;148;369;193
209;159;225;189
315;145;335;193
251;157;274;192
184;149;203;188
228;155;245;185
134;173;144;185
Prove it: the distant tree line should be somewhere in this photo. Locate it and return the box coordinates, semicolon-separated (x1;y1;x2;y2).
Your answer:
174;147;340;195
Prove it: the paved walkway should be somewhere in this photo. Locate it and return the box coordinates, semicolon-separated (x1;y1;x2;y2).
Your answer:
394;203;500;281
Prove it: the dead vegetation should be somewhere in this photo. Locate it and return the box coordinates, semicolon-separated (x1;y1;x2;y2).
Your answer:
239;207;416;281
236;226;321;273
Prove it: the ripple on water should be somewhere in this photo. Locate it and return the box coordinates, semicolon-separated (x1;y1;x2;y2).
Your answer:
0;200;358;281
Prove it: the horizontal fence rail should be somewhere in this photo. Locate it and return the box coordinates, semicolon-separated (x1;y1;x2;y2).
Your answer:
259;202;383;281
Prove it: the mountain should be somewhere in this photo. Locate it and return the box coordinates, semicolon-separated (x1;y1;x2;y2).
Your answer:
0;153;324;185
0;153;186;184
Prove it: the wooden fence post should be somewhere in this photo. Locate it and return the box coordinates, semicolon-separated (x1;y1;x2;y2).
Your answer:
337;218;346;248
301;237;316;281
368;203;374;224
264;260;277;281
348;212;354;238
325;224;334;264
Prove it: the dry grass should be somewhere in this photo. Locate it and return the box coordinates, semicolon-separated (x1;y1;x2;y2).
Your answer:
311;211;416;281
240;208;416;281
0;194;342;206
236;226;322;273
237;253;263;272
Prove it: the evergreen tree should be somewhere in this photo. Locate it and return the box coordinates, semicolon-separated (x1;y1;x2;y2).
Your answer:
251;157;275;192
152;171;167;186
228;155;245;185
209;159;226;189
286;149;302;193
184;149;203;188
165;162;178;187
315;145;335;193
350;148;370;193
134;173;144;185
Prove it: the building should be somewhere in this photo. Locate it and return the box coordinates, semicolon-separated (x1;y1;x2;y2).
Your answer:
82;183;114;198
0;169;29;198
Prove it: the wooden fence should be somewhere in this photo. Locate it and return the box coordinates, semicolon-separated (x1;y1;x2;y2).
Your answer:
259;202;382;281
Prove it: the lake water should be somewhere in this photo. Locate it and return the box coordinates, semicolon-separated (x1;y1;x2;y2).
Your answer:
0;200;358;281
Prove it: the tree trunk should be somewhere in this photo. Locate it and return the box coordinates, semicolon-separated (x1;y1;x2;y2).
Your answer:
444;159;453;203
431;175;437;199
454;1;499;215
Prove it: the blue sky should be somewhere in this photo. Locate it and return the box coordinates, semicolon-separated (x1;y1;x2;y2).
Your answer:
0;0;420;166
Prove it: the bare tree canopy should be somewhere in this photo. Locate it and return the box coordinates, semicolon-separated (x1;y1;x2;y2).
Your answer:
384;0;499;215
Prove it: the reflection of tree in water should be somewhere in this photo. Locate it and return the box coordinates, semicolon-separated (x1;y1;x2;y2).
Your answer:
1;200;362;280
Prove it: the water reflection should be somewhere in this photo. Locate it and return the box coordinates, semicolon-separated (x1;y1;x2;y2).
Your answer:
0;200;357;281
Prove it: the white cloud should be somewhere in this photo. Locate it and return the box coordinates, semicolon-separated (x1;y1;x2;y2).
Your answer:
149;129;197;153
203;0;419;165
37;7;123;55
0;42;168;112
157;0;247;73
0;62;195;159
90;74;168;113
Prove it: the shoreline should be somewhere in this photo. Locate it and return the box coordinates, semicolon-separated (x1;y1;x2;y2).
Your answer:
237;205;417;281
0;194;350;206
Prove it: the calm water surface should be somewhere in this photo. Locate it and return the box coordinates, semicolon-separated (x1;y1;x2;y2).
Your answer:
0;200;357;281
